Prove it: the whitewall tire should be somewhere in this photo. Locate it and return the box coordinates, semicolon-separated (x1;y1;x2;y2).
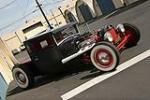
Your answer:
12;66;34;89
90;42;120;72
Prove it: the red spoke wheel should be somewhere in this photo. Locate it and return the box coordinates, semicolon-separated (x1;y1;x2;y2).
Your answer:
91;42;120;72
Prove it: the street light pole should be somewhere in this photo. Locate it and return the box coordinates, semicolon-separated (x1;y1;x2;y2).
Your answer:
35;0;53;29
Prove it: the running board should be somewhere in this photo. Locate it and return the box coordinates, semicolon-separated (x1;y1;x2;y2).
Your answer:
62;43;95;64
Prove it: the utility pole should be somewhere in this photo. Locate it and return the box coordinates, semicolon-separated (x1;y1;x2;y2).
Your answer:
35;0;53;29
35;0;59;45
58;6;66;22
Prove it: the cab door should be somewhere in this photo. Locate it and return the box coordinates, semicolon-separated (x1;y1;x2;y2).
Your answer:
25;33;63;74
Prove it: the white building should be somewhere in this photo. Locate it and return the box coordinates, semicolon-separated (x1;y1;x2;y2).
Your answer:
0;38;16;84
0;38;17;100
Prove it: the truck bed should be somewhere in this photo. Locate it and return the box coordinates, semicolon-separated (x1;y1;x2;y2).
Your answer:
14;50;31;64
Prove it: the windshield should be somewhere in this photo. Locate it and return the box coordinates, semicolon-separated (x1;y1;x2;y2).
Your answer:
53;25;79;45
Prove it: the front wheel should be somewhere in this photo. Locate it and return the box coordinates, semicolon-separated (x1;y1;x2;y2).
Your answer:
123;23;141;47
90;42;120;72
12;65;34;89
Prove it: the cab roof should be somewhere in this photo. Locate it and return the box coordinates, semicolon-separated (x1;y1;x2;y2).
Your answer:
24;22;77;42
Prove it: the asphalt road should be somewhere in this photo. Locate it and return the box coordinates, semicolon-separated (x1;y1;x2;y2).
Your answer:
7;0;150;100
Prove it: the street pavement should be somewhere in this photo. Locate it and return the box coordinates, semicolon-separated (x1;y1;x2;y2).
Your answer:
6;0;150;100
70;57;150;100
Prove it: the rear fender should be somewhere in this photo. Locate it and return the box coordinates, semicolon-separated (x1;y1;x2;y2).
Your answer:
13;62;40;76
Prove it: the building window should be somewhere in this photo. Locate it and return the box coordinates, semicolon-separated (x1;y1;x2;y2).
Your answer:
22;22;44;34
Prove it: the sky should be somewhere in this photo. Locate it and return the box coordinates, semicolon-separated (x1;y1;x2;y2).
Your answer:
0;0;63;34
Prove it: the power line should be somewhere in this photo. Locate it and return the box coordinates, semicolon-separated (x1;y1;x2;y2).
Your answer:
0;0;65;32
0;0;17;10
9;0;30;32
42;0;64;9
22;0;30;22
0;9;38;31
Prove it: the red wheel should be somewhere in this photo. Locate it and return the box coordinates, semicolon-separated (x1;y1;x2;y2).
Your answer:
91;42;120;71
123;23;141;47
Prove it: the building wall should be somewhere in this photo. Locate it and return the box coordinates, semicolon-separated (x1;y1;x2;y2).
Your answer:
16;19;47;40
0;54;13;84
5;36;21;51
0;38;15;84
1;32;22;52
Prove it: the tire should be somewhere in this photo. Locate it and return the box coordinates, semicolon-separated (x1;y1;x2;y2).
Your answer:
12;65;34;89
123;23;141;47
90;42;120;72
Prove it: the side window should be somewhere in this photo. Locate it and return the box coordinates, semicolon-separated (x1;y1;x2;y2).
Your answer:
26;34;56;53
40;40;48;49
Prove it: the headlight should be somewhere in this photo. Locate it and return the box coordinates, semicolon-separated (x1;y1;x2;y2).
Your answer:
117;24;125;33
104;32;113;42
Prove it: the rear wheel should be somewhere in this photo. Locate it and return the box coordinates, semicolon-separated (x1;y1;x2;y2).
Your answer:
123;23;141;47
12;65;34;89
90;42;120;72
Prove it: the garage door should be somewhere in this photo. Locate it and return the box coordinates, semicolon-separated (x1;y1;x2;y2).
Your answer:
79;4;93;22
0;73;7;100
97;0;116;15
67;12;76;22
